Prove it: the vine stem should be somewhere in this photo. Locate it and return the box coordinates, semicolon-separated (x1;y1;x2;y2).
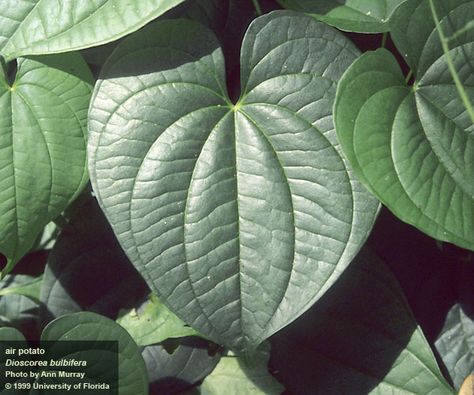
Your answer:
429;0;474;124
251;0;262;16
381;32;388;48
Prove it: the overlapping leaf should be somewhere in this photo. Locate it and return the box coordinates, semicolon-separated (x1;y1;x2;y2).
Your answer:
0;53;93;273
42;312;148;395
435;304;474;390
334;0;474;250
39;197;148;325
270;249;454;394
0;274;40;339
200;347;284;395
117;295;200;346
276;0;405;32
0;0;185;61
143;341;220;394
88;11;379;352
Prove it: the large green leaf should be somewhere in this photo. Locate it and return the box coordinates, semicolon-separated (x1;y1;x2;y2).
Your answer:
270;249;454;394
0;0;186;61
276;0;405;32
334;0;474;251
88;11;379;352
42;312;148;395
0;53;93;273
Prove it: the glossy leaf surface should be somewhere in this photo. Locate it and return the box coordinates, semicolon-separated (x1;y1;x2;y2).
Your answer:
89;11;379;352
277;0;404;32
0;0;186;61
334;0;474;251
0;54;92;272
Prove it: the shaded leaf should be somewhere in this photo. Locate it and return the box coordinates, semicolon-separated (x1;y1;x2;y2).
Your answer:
88;11;379;353
435;305;474;390
277;0;405;32
0;325;26;341
0;274;40;340
39;197;149;326
270;249;454;394
0;53;93;272
42;311;148;395
0;0;186;61
142;340;220;395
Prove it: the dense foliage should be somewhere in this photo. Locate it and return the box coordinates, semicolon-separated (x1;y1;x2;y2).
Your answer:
0;0;472;393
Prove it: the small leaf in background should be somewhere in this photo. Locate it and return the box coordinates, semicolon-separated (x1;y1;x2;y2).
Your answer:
88;10;379;353
270;249;454;394
435;305;474;391
0;0;186;61
0;53;93;273
0;326;26;342
39;196;149;326
334;0;474;252
0;274;41;340
143;340;220;395
276;0;405;32
200;346;284;395
42;311;148;395
117;294;200;346
0;275;42;303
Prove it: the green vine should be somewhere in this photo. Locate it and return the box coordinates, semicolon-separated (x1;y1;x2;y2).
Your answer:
429;0;474;124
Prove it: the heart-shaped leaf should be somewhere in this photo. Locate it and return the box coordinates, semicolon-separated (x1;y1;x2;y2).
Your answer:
0;0;186;61
42;312;148;395
276;0;405;32
88;11;379;352
270;249;454;394
334;0;474;251
0;53;93;273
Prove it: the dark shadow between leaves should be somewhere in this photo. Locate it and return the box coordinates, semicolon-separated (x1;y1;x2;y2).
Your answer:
269;247;422;395
367;208;472;343
143;338;220;395
39;195;149;329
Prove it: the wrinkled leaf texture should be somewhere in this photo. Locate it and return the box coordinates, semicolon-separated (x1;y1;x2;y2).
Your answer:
0;54;92;272
276;0;405;32
88;11;379;352
0;0;186;61
334;0;474;250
